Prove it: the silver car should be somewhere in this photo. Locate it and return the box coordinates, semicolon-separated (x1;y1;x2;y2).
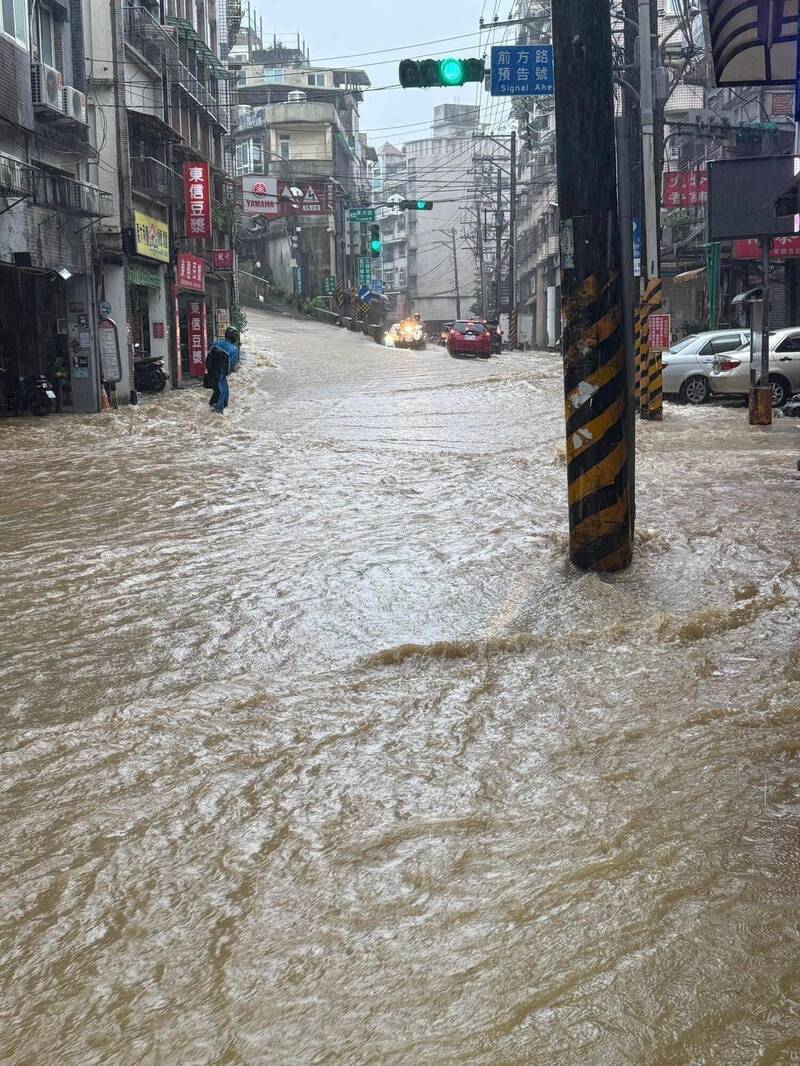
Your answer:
661;330;750;405
709;327;800;408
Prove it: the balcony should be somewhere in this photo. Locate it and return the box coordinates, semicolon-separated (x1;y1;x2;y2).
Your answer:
124;3;178;66
131;156;182;201
33;172;113;217
0;153;35;197
262;157;334;183
172;60;227;129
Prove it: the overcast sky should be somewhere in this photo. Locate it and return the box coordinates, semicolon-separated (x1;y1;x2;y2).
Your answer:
249;0;514;145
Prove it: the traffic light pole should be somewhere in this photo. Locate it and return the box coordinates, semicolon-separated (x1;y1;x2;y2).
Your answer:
553;0;634;571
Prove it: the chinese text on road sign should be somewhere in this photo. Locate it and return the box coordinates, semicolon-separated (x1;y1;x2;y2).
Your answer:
491;45;553;96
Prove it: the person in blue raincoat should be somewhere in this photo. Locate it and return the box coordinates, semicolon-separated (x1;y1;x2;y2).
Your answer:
205;329;239;413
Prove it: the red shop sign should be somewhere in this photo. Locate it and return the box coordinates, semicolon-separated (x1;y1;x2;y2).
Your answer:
212;248;234;271
184;162;211;239
187;299;206;378
177;252;205;292
648;313;671;352
663;169;707;208
734;236;800;259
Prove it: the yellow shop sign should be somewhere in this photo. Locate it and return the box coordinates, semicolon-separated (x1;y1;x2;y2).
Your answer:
134;211;169;262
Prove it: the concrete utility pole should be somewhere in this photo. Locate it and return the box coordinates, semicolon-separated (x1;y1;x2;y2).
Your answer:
495;169;503;320
450;228;462;319
638;0;663;421
509;130;518;348
553;0;634;571
475;197;488;317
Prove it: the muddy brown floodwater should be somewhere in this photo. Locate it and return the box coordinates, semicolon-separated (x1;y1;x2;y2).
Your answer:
1;310;800;1064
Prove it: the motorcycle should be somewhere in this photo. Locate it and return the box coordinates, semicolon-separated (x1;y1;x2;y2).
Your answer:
133;354;167;393
390;321;427;351
6;374;57;415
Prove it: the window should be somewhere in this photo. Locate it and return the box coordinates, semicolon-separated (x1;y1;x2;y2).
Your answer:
2;0;28;47
776;333;800;353
397;269;406;286
39;6;55;66
278;135;290;160
265;67;284;82
710;335;747;355
251;141;264;169
307;73;325;87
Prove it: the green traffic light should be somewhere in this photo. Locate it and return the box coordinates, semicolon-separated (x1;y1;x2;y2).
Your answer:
370;240;381;253
416;200;426;210
439;58;464;86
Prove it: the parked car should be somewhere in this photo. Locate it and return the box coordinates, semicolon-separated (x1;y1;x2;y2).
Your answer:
661;330;749;405
447;320;492;358
709;327;800;407
482;319;504;353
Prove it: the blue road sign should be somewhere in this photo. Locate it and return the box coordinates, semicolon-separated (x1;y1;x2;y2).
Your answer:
358;285;373;302
371;278;382;294
490;44;553;97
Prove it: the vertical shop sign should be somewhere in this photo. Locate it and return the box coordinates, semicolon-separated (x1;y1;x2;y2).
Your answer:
177;253;205;292
187;299;207;377
184;163;211;239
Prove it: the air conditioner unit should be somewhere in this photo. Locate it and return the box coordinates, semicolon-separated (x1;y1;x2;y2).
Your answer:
62;85;88;125
31;62;64;114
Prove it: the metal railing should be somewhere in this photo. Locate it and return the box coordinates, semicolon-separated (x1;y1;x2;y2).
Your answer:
171;60;225;127
33;172;113;217
0;153;36;197
131;156;182;201
124;2;178;63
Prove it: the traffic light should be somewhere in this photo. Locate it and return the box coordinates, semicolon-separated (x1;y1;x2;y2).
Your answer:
369;224;381;258
399;57;485;89
399;199;434;211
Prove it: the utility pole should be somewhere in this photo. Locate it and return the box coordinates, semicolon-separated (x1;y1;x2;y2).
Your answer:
509;130;518;349
475;198;487;318
495;168;503;320
638;0;663;421
553;0;633;571
450;228;461;319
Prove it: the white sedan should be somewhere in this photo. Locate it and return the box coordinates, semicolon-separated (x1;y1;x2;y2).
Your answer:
662;330;749;404
709;327;800;408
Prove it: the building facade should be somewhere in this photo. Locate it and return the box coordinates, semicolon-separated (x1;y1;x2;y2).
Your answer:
0;0;112;413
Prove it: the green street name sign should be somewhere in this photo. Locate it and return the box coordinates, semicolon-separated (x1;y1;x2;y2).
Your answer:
349;208;376;222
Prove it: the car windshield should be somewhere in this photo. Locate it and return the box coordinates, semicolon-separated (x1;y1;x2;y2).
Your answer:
454;321;483;332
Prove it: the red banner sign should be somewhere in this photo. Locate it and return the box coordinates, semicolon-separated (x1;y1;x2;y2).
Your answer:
648;313;671;352
177;253;205;292
663;169;708;208
184;162;211;238
734;236;800;259
212;248;234;271
187;299;206;378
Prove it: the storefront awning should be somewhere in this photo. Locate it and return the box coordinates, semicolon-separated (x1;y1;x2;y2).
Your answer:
708;0;799;85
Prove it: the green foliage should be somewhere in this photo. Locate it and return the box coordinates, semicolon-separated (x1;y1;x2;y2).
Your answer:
229;304;247;334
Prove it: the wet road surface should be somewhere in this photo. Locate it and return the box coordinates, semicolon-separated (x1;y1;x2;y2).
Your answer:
1;311;800;1064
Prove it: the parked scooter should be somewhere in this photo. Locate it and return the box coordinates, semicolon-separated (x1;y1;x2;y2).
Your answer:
133;353;167;393
6;374;57;415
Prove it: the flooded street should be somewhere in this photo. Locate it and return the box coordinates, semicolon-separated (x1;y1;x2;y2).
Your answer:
2;309;800;1064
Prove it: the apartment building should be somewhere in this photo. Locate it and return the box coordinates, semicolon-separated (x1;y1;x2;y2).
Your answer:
0;0;112;412
89;0;235;396
231;39;373;295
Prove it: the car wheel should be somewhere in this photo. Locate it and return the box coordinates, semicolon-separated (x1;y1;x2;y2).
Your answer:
679;375;710;405
769;375;791;408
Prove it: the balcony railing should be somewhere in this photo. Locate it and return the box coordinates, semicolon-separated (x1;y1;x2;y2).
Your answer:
33;172;113;217
131;156;182;201
124;3;178;64
0;152;36;197
172;60;226;128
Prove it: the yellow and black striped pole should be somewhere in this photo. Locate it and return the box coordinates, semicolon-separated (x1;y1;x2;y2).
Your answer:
336;279;344;325
634;296;646;414
554;0;633;571
509;307;519;350
641;278;663;421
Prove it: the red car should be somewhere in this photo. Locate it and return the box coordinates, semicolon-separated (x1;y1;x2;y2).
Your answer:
447;320;492;358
